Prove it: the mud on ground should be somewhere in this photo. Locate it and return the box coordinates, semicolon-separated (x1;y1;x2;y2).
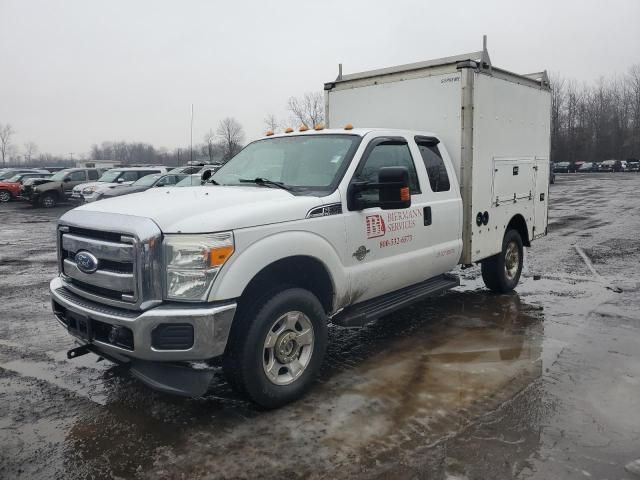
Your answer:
1;173;639;479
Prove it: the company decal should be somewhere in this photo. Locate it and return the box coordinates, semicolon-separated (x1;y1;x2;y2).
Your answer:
366;208;423;248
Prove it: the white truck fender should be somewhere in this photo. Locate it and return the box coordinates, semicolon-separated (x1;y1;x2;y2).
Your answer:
209;230;348;308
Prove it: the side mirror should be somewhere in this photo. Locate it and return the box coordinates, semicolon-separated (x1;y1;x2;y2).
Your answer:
348;166;411;211
63;177;71;183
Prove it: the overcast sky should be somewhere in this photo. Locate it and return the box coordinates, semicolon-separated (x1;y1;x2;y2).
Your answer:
1;0;639;158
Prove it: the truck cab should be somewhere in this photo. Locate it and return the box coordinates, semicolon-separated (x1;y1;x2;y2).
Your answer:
50;46;550;408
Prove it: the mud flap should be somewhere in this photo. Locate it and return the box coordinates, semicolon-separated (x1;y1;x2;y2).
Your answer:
129;360;215;397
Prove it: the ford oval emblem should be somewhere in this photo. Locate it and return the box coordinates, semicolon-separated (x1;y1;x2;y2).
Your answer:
75;251;99;274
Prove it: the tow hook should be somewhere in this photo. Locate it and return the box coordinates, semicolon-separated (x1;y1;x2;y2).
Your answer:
67;345;91;359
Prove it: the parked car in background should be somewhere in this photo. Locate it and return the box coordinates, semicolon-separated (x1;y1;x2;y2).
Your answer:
553;162;570;173
20;177;56;200
0;172;52;202
24;168;102;207
573;161;585;172
599;160;616;172
549;165;556;184
169;165;204;175
99;173;188;200
578;162;596;172
627;160;640;172
0;168;50;181
72;166;168;202
175;174;203;187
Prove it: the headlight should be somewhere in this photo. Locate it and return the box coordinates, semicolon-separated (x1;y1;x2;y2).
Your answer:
82;187;95;194
164;232;234;301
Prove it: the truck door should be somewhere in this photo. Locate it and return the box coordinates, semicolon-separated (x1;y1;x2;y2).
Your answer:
65;170;88;193
533;157;549;238
343;135;457;304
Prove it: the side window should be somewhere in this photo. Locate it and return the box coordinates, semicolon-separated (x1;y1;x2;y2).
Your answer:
357;140;420;194
88;170;99;180
416;141;450;192
121;171;139;182
68;171;87;182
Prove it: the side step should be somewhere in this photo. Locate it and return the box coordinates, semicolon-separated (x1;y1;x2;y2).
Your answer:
331;274;460;328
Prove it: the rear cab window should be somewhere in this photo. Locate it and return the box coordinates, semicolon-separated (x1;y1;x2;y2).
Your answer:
414;136;450;193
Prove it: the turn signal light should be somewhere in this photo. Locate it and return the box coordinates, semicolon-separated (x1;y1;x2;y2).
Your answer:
400;187;410;201
344;123;353;130
284;127;294;133
209;245;234;267
265;130;274;136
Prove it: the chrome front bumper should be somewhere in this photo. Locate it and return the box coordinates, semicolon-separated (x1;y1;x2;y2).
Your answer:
50;276;236;362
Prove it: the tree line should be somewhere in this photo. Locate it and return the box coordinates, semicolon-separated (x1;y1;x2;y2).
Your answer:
551;64;640;164
3;68;639;169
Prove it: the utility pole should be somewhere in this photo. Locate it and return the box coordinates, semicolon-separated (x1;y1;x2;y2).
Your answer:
69;152;74;165
190;104;194;164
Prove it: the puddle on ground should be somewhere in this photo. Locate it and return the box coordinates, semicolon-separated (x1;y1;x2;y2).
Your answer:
47;290;545;478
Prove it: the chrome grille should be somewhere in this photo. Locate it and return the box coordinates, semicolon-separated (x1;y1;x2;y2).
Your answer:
61;230;138;304
56;210;164;311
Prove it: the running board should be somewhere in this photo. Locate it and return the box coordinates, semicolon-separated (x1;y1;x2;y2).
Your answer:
331;274;460;328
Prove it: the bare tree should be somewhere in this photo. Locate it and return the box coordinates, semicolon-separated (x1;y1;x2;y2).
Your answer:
216;117;245;161
0;123;15;167
287;92;324;128
264;114;280;133
203;129;217;163
24;141;38;164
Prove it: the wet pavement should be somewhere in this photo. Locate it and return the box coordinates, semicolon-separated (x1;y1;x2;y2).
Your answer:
1;173;639;479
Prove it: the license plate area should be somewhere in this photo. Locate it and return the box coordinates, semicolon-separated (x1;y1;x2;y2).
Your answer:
66;311;92;342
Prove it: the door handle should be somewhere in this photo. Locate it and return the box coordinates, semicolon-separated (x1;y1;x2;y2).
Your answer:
424;206;432;226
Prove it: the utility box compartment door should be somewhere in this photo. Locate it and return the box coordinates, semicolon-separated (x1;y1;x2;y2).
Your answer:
533;157;549;238
492;157;535;205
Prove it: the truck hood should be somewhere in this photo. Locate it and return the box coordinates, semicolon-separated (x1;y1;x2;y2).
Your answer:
75;186;323;233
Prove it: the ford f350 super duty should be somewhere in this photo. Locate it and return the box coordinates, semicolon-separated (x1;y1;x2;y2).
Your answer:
50;45;551;407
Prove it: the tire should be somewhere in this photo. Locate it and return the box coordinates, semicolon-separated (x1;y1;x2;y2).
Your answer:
481;229;524;293
223;288;328;408
0;190;11;203
40;192;57;208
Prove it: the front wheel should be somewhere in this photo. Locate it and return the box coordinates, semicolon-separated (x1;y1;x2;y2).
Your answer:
481;229;524;293
0;190;11;203
223;288;328;408
40;193;57;208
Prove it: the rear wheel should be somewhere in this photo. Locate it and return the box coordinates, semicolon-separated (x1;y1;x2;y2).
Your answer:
0;190;11;203
481;229;524;293
40;192;57;208
223;288;328;408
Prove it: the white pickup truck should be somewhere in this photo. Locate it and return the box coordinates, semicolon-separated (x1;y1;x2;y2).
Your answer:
50;46;551;407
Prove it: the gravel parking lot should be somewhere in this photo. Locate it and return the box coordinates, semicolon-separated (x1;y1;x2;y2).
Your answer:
1;173;639;479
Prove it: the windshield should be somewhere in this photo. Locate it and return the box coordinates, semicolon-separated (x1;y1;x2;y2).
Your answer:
49;170;69;181
212;134;361;193
97;170;123;183
133;174;162;186
7;174;22;182
0;171;19;180
176;175;201;187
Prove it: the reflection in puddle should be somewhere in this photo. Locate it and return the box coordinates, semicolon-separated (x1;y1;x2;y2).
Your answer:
61;290;545;478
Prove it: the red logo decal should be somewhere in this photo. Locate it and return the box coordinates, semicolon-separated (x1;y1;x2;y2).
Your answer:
366;215;386;238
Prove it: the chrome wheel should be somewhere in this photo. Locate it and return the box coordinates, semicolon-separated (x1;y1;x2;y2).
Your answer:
0;190;10;202
504;240;520;280
262;311;314;386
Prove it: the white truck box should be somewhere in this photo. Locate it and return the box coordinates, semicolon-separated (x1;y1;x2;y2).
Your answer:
324;46;551;264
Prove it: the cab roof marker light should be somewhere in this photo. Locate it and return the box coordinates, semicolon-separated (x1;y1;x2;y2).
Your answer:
314;124;324;130
265;130;274;136
284;127;294;133
299;125;309;132
344;123;354;130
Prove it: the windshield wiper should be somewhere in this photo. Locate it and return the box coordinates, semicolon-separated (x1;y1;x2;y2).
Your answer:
239;177;292;191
